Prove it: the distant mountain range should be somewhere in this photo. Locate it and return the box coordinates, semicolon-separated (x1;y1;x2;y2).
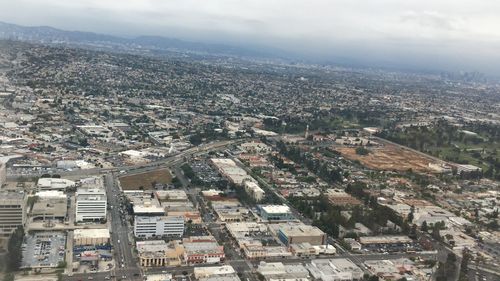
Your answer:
0;21;290;60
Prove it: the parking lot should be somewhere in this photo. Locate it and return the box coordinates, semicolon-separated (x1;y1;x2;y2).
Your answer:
21;232;66;268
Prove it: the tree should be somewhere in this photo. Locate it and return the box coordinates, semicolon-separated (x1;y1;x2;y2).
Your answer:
3;273;14;281
355;147;369;155
7;226;24;272
421;221;428;232
459;249;472;281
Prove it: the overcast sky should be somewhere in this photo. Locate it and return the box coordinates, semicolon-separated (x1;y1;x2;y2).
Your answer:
1;0;500;74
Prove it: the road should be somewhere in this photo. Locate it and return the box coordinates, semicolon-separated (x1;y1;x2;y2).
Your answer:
7;140;241;180
64;174;141;281
61;140;243;281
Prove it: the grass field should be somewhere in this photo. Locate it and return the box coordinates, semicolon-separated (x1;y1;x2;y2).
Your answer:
119;169;173;190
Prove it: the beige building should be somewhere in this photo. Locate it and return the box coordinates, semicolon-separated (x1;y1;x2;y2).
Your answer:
137;240;185;267
30;190;67;221
273;223;326;246
0;190;26;245
0;162;6;188
243;180;265;202
74;228;111;246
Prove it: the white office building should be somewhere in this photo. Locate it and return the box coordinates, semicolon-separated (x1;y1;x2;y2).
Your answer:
75;188;107;222
134;216;185;238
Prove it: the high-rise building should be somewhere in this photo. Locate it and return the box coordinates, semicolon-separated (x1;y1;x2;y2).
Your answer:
0;190;26;243
0;162;6;188
75;188;107;222
134;215;184;238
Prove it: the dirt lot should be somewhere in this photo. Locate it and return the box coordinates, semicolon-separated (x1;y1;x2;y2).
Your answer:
119;169;172;190
335;144;439;173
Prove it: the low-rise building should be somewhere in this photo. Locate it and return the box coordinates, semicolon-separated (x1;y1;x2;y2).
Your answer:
273;223;326;246
258;205;295;222
306;258;364;281
74;228;110;246
211;158;251;185
289;243;336;257
326;189;362;206
145;274;173;281
30;190;67;221
37;178;75;191
243;245;292;260
364;259;415;281
183;236;225;265
194;265;237;279
359;235;417;253
137;240;185;267
257;261;310;281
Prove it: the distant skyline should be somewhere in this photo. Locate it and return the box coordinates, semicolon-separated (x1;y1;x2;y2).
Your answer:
1;0;500;74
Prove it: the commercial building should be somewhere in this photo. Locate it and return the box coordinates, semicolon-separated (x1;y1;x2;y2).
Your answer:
289;243;336;257
258;205;295;221
359;236;417;253
155;190;189;202
30;190;67;221
74;228;110;246
37;178;76;191
306;258;364;281
133;203;165;216
257;261;310;281
275;223;326;246
243;245;292;260
75;187;107;222
134;215;185;238
137;240;185;267
183;236;225;265
0;190;26;242
212;200;251;222
193;265;237;279
211;158;251;185
364;259;415;281
243;180;265;202
145;274;173;281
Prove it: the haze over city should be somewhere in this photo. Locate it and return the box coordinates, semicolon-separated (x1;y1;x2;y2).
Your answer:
0;1;499;281
1;0;500;74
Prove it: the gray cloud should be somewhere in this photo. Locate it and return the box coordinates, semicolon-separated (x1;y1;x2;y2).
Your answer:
0;0;500;74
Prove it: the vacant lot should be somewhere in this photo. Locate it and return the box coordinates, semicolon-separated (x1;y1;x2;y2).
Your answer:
336;144;440;173
119;169;172;190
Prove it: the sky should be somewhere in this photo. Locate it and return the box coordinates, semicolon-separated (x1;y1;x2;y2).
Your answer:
1;0;500;74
